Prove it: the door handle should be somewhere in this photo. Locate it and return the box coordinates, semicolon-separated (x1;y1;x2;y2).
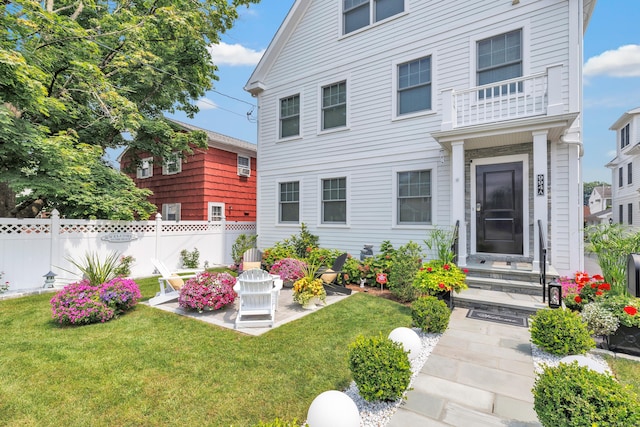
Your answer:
476;202;482;212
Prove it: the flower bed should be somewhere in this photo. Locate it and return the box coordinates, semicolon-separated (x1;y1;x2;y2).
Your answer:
50;278;141;325
178;272;237;312
269;258;307;283
412;260;468;296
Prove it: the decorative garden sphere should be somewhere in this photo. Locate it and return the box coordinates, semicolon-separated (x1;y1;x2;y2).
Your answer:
560;355;608;374
307;390;360;427
388;327;422;360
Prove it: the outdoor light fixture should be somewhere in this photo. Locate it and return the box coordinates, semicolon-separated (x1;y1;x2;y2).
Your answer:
548;278;562;308
43;271;57;289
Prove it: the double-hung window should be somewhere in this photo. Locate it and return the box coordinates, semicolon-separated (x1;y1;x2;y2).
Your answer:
279;181;300;223
343;0;404;34
621;124;630;149
136;157;153;179
477;29;522;98
163;203;181;221
397;170;431;224
629;203;634;225
322;178;346;223
629;162;633;185
280;94;300;138
397;56;431;115
619;167;624;187
237;155;251;176
208;203;224;222
620;205;624;224
322;81;347;130
163;152;181;175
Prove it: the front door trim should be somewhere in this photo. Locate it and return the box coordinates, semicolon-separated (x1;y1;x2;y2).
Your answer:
470;154;529;258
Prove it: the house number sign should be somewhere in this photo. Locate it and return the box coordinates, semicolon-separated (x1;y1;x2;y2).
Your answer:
537;174;545;196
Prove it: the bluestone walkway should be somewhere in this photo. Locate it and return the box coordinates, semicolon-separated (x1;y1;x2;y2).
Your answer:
388;307;541;426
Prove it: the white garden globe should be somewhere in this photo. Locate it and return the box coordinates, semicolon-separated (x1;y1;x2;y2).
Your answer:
307;390;360;427
388;327;422;360
560;355;608;374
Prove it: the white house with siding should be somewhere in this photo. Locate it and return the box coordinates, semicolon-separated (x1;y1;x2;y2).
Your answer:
245;0;595;277
607;107;640;227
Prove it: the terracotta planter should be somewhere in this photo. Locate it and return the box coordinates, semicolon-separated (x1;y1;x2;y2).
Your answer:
607;325;640;357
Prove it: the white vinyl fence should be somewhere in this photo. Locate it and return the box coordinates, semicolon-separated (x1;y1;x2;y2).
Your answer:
0;210;255;291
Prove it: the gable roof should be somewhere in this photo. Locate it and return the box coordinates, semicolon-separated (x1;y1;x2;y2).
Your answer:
244;0;597;95
165;118;256;155
610;107;640;130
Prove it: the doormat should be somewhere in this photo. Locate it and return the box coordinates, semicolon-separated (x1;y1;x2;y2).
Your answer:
466;309;528;327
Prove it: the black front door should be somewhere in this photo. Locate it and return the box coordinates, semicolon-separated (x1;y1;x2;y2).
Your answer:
475;162;523;254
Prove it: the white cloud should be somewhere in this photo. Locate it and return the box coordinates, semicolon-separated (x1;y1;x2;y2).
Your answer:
196;98;218;110
208;42;265;66
584;45;640;77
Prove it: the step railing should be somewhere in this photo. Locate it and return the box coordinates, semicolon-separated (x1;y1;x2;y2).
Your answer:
451;220;460;265
538;219;547;303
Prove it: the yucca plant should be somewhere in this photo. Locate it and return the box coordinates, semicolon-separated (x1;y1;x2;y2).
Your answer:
63;251;122;286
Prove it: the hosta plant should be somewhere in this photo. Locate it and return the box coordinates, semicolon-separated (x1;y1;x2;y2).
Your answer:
178;272;237;312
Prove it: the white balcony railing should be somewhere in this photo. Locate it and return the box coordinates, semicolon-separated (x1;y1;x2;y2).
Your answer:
441;65;563;130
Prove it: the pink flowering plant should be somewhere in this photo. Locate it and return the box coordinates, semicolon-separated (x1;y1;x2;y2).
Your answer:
561;272;611;311
412;259;468;295
50;278;142;325
178;272;237;312
269;258;307;283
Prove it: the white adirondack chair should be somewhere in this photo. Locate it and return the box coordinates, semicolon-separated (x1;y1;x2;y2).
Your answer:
233;269;283;328
148;258;201;306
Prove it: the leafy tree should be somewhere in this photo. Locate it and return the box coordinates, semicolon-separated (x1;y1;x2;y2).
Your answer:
0;0;258;218
584;181;609;205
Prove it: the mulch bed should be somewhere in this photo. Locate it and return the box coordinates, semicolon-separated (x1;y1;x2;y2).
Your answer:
345;284;406;304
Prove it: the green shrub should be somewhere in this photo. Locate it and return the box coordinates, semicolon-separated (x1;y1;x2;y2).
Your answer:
411;296;450;333
533;361;640;426
231;234;258;265
180;247;200;268
530;308;595;356
348;333;411;402
342;256;361;284
289;223;319;258
389;241;422;302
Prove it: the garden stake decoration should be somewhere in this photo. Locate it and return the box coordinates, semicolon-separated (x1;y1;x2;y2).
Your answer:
376;273;388;292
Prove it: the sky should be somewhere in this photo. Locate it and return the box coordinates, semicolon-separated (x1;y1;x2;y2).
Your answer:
153;0;640;185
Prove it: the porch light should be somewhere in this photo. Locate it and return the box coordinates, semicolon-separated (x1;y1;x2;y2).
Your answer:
43;270;57;288
548;279;562;308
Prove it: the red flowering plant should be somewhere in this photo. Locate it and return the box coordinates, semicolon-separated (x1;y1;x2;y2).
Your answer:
599;295;640;329
561;272;611;311
178;272;237;313
412;259;468;295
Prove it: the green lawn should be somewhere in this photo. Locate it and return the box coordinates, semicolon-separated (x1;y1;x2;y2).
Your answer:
0;277;412;427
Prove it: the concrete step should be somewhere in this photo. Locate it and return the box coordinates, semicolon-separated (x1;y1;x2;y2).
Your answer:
453;287;547;317
466;276;543;296
464;262;558;284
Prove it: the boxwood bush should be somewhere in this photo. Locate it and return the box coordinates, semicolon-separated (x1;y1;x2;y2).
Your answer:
530;308;595;355
411;296;450;333
533;361;640;426
348;333;411;402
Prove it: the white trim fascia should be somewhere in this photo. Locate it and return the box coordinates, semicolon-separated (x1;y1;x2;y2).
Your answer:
468;20;531;88
469;154;529;258
390;51;437;121
317;173;351;228
390;160;439;229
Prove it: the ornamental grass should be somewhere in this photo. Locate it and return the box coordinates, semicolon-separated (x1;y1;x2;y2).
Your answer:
0;277;411;426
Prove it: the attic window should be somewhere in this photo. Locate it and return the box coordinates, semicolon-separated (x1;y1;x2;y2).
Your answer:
343;0;404;34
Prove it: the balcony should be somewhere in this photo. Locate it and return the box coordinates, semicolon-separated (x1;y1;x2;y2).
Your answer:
441;65;563;130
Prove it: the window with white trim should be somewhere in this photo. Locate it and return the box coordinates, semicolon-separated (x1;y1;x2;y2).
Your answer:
621;123;630;149
280;94;300;139
397;56;431;115
477;29;522;97
322;177;346;223
207;202;225;222
343;0;404;34
162;152;181;175
629;162;633;185
162;203;181;221
620;204;624;224
322;81;347;130
397;170;431;224
136;157;153;179
237;155;251;176
629;203;634;225
279;181;300;223
619;167;624;187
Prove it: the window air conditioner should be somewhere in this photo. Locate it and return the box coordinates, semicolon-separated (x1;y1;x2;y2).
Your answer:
238;166;251;177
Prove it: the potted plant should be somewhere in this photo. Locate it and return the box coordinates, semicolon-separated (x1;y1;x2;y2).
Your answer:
269;258;307;287
412;259;468;307
178;272;237;313
599;295;640;356
292;262;326;309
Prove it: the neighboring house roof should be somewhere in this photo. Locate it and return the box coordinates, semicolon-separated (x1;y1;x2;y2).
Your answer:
591;185;611;199
610;106;640;130
586;207;612;221
245;0;597;94
165;118;256;155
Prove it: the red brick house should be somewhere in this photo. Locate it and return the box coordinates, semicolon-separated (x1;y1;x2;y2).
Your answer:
120;119;257;222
